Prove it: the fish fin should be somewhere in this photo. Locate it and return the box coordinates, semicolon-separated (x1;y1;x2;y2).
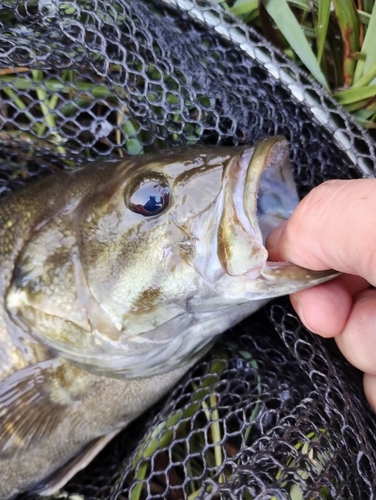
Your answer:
0;359;70;457
35;428;123;496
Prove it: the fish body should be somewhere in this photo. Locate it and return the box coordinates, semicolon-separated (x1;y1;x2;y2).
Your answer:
0;138;335;498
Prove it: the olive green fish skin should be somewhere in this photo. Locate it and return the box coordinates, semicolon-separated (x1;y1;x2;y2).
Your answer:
0;140;336;498
0;359;193;499
0;160;199;499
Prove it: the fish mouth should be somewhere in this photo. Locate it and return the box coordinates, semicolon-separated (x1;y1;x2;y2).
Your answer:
243;136;299;244
218;136;292;277
216;136;338;297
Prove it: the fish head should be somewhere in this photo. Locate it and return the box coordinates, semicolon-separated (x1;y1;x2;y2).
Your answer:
6;138;336;377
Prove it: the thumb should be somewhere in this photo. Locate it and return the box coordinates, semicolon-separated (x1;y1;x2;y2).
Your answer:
266;179;376;285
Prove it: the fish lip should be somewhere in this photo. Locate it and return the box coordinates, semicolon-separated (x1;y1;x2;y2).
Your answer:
215;144;267;278
220;137;292;278
234;146;262;242
226;141;270;247
243;136;291;243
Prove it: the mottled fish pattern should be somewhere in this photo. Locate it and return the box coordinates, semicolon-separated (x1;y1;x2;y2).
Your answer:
0;138;335;498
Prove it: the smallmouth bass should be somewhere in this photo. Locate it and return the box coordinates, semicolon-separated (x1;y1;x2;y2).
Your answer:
0;137;335;498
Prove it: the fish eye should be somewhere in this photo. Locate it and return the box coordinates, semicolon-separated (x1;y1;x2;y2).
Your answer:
128;179;170;216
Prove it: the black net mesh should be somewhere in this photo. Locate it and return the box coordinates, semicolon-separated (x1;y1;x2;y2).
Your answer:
1;0;376;498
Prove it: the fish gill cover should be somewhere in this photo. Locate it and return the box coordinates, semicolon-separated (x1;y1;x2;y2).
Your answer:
0;0;376;498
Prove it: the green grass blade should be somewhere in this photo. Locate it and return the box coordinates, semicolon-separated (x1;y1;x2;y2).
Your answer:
334;84;376;105
352;60;376;88
332;0;360;87
261;0;329;89
363;0;374;14
211;0;230;9
352;109;375;120
31;69;66;155
343;98;372;113
2;87;42;133
354;118;376;129
230;0;258;17
316;0;331;64
358;10;371;25
287;0;310;9
354;1;376;83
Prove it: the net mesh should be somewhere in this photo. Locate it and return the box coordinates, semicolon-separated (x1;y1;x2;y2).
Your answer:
0;0;375;498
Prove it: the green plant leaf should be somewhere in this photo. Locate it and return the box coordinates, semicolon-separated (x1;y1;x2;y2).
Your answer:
363;0;375;15
354;1;376;83
355;118;376;129
316;0;331;64
358;10;371;25
334;84;376;105
332;0;360;87
261;0;329;89
352;60;376;88
287;0;310;9
230;0;258;17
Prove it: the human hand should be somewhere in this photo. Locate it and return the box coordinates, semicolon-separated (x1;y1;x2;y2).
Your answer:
267;179;376;411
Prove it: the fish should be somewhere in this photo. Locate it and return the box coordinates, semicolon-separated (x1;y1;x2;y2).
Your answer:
0;136;336;498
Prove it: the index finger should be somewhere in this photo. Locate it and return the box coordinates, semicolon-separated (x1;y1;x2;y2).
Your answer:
267;179;376;286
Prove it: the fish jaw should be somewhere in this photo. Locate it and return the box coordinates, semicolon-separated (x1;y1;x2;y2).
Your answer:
250;263;339;298
193;136;339;300
217;146;267;276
